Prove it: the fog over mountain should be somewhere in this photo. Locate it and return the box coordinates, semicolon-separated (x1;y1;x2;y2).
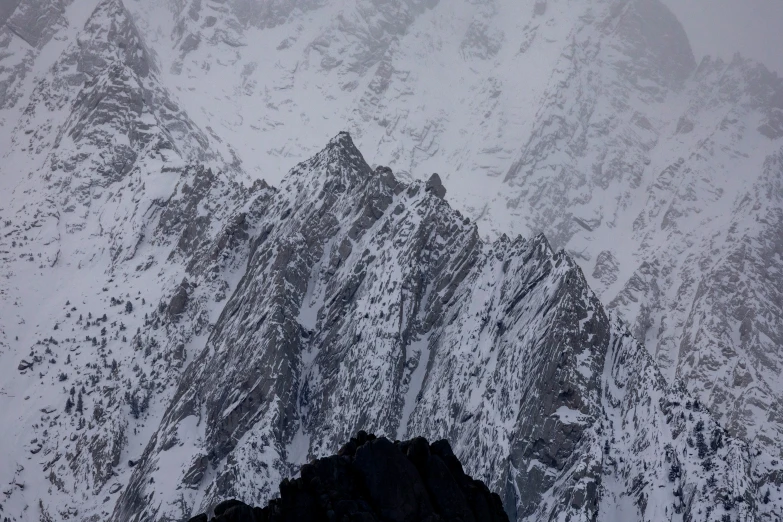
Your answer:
0;1;782;521
661;0;783;76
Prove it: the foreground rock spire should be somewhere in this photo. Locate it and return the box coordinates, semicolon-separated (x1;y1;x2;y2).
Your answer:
188;432;508;522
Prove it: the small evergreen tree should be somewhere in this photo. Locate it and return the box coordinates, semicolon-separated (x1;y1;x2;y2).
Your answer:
76;392;83;414
710;429;724;452
125;301;133;313
65;397;73;414
696;432;708;459
93;403;104;422
129;394;140;419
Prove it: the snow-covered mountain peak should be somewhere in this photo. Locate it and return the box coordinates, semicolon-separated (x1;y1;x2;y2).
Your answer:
2;1;783;521
3;0;242;209
98;135;783;522
290;130;374;184
0;0;246;282
77;0;156;79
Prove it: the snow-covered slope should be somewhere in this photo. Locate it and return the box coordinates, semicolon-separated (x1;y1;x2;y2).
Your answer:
605;59;783;452
0;1;262;520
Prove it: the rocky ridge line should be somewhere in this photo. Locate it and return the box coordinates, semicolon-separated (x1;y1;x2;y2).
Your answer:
187;431;508;522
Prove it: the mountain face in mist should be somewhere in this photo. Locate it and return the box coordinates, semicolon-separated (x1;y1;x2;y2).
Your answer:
120;0;783;460
0;1;782;522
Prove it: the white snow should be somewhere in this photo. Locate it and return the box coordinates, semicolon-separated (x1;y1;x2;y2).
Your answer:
397;335;431;440
287;424;311;467
551;406;585;424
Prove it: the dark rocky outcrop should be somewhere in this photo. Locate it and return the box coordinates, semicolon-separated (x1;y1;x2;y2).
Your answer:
167;279;191;320
425;173;446;199
187;432;508;522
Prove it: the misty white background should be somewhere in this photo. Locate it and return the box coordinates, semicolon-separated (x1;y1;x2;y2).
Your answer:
662;0;783;74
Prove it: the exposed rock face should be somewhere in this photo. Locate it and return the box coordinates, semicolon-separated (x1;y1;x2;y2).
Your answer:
187;432;508;522
425;173;447;199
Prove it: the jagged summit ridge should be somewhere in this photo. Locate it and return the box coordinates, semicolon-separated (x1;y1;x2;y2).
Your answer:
109;0;783;464
106;133;783;522
0;93;780;519
77;0;156;78
2;0;240;257
287;130;376;185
